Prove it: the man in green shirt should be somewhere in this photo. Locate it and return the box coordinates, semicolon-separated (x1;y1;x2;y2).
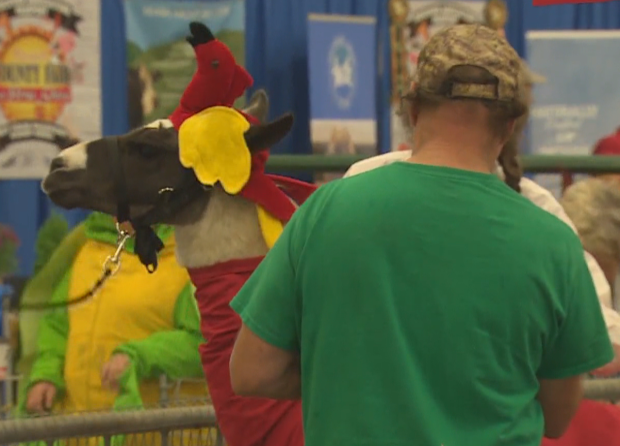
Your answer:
229;24;613;446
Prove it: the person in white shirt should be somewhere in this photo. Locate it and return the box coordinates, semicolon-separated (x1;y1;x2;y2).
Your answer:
561;178;620;349
344;60;620;376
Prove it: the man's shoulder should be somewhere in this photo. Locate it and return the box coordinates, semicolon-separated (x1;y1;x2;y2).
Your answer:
518;177;579;235
510;191;581;258
344;151;411;178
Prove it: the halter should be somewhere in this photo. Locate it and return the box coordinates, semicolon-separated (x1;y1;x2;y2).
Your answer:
107;135;206;273
19;137;205;311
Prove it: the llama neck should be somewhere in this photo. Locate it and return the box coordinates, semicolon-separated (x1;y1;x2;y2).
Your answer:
174;186;269;269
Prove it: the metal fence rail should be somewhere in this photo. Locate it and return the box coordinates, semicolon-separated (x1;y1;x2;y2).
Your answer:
1;379;619;444
265;154;620;173
0;405;218;444
583;378;620;401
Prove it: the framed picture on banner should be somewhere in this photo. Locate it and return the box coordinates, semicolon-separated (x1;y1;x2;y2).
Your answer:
0;0;101;179
307;13;378;185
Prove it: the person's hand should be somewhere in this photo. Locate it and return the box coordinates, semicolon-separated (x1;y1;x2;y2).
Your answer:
101;353;132;392
26;381;57;414
592;344;620;377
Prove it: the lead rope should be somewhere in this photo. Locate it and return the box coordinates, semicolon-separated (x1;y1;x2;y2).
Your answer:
18;224;132;311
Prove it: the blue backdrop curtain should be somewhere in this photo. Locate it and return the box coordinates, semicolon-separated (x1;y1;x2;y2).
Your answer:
1;0;620;277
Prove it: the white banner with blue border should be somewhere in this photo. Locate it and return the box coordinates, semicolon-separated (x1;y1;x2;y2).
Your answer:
307;13;377;168
527;30;620;197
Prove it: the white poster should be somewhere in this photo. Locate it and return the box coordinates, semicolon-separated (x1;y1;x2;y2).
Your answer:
0;0;101;179
527;30;620;198
389;0;485;152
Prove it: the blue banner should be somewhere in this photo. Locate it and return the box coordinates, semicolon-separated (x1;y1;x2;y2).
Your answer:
307;13;377;181
527;30;620;196
124;0;245;129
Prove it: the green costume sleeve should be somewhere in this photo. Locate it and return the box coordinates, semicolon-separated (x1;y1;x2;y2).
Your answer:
114;283;204;380
27;270;71;394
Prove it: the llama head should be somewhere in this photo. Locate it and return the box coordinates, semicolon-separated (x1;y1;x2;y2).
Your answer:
41;89;286;226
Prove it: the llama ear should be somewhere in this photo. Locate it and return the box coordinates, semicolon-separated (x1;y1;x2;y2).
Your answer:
244;113;293;152
242;89;269;123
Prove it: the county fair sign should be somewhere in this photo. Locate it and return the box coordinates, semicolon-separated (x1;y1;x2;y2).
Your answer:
533;0;613;4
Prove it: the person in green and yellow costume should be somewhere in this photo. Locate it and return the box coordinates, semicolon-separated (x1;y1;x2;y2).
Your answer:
16;212;210;435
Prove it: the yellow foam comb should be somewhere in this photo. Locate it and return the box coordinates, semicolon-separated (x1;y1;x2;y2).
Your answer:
256;205;284;249
178;106;252;194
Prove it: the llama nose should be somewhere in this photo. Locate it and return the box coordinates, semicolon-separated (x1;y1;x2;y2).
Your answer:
49;156;66;172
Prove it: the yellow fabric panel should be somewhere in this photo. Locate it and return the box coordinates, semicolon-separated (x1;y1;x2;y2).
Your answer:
256;205;284;249
62;237;194;412
179;106;252;194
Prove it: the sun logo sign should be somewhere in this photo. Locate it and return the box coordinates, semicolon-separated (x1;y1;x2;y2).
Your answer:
328;35;356;110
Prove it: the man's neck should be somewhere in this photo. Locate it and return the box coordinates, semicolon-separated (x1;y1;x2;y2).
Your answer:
407;140;497;174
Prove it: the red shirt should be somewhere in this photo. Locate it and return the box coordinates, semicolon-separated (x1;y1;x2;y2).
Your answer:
593;129;620;156
541;400;620;446
533;0;614;5
188;257;303;446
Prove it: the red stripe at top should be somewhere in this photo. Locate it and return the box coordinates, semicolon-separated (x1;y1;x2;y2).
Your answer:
533;0;613;5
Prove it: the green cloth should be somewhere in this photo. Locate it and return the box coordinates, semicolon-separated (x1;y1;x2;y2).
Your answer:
16;216;84;414
113;283;203;384
82;212;175;254
230;162;614;446
17;212;203;420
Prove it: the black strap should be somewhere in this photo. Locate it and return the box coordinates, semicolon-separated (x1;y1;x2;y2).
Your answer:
106;136;162;272
132;170;205;227
19;268;113;311
109;136;131;224
132;225;164;273
107;138;206;273
130;176;205;273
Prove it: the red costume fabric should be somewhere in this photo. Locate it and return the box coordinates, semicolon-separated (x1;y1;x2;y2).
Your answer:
533;0;612;5
170;24;314;446
541;399;620;446
188;257;304;446
169;39;253;127
169;32;314;225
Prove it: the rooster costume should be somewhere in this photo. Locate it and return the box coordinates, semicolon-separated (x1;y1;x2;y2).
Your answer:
168;22;313;446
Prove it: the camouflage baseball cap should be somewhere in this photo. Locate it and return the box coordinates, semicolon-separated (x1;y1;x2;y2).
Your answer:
412;24;521;102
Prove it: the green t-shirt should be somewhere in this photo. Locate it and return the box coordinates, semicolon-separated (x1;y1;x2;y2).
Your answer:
230;162;613;446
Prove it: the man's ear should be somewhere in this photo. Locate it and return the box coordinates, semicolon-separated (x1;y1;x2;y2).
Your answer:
502;119;517;145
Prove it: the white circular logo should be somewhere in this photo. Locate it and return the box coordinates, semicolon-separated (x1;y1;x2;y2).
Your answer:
328;36;356;110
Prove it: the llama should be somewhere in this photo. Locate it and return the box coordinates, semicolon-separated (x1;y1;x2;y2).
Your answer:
41;23;312;446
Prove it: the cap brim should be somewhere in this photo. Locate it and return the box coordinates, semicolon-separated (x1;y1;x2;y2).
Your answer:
529;71;547;84
521;58;547;84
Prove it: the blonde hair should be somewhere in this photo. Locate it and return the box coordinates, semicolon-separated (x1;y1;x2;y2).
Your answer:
561;178;620;260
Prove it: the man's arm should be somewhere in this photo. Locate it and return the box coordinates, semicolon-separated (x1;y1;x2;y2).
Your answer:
230;324;300;399
229;186;328;399
21;271;72;415
27;272;70;393
229;217;302;399
537;376;584;438
537;235;614;439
